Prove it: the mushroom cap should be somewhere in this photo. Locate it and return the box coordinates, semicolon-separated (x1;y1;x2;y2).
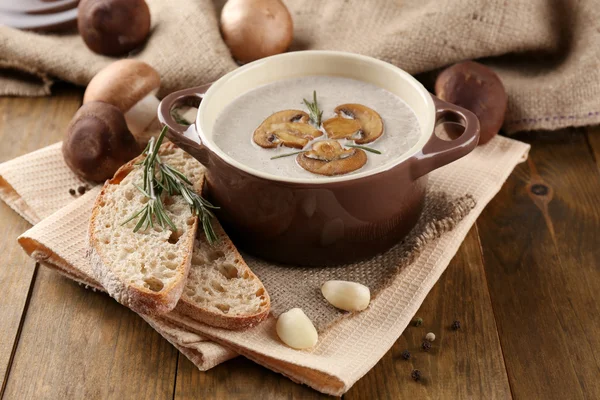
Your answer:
435;61;507;145
253;110;321;149
62;101;141;182
297;141;367;176
332;104;384;144
84;59;160;113
78;0;151;56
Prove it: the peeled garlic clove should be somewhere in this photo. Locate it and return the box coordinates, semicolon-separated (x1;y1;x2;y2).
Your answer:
276;308;318;350
321;280;370;312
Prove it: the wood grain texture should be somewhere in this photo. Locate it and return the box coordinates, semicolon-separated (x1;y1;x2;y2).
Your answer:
2;87;599;399
478;129;600;400
3;268;179;400
174;351;331;399
587;125;600;168
345;228;512;400
0;86;81;394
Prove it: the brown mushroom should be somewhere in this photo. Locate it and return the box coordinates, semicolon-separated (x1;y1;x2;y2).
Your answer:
435;61;507;145
324;104;384;144
62;102;141;182
220;0;293;64
78;0;151;56
84;60;161;144
297;140;367;176
322;117;362;140
253;110;322;149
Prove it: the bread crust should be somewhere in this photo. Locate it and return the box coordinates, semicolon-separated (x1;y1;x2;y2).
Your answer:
174;226;271;330
88;143;198;316
87;143;270;328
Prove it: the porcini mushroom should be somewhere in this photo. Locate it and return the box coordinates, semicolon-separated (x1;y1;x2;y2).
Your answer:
324;104;384;144
297;140;367;176
84;59;161;144
78;0;151;56
62;102;141;182
253;110;322;149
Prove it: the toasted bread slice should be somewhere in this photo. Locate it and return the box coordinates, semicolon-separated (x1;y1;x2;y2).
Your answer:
88;143;203;315
173;221;271;330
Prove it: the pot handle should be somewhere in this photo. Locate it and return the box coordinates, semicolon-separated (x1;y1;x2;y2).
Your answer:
411;95;480;179
157;84;213;165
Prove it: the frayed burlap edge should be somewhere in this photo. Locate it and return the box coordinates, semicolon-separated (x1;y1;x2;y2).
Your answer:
0;59;53;97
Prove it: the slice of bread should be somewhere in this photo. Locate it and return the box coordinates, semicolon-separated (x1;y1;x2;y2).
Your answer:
89;143;204;315
173;221;271;330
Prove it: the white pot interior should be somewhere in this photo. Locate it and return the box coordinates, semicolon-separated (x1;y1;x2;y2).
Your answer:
198;51;435;183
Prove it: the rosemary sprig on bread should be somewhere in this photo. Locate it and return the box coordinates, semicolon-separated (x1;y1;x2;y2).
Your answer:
123;126;218;243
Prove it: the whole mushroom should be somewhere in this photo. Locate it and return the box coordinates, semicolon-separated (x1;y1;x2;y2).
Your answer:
63;102;141;182
435;61;507;145
84;60;161;145
221;0;293;63
78;0;151;56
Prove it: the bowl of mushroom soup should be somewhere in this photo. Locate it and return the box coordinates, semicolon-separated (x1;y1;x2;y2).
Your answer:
158;51;479;265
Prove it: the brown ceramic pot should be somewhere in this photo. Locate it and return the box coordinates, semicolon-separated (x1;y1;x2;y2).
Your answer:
158;51;479;266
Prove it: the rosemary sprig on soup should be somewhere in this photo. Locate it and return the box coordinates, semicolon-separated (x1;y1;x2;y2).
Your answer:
212;76;420;178
303;90;324;127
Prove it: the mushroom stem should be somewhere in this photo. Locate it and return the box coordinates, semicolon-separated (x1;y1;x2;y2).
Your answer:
124;92;161;137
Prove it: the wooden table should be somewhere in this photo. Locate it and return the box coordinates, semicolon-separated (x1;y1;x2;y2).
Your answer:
1;85;599;399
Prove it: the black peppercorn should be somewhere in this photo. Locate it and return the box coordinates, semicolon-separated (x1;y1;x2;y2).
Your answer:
69;188;76;196
421;340;432;351
452;320;461;330
401;350;411;360
412;317;423;327
411;369;422;381
77;186;87;195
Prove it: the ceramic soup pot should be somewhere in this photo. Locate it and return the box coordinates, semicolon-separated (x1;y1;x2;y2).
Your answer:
158;51;480;266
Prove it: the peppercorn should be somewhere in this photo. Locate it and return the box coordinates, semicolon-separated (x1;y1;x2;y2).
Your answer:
412;317;423;327
425;332;435;342
452;320;461;330
77;185;87;195
421;340;432;351
411;369;422;381
401;350;411;360
69;188;76;196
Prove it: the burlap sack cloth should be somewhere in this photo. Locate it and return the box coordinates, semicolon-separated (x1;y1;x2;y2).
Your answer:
0;136;530;395
1;0;599;134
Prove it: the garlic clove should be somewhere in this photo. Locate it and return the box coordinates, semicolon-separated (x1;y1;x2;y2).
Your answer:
321;280;371;312
276;308;318;350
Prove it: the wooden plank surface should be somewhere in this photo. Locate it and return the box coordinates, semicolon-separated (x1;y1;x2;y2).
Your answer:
346;228;512;400
1;85;599;400
3;268;179;400
175;353;331;399
0;86;180;400
478;129;600;400
0;86;81;394
587;125;600;167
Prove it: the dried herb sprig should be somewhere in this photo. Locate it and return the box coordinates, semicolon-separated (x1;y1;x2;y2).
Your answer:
270;150;307;160
346;144;382;154
122;126;219;244
303;90;323;127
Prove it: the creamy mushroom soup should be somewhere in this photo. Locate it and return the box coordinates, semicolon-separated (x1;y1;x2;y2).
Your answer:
212;76;421;179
